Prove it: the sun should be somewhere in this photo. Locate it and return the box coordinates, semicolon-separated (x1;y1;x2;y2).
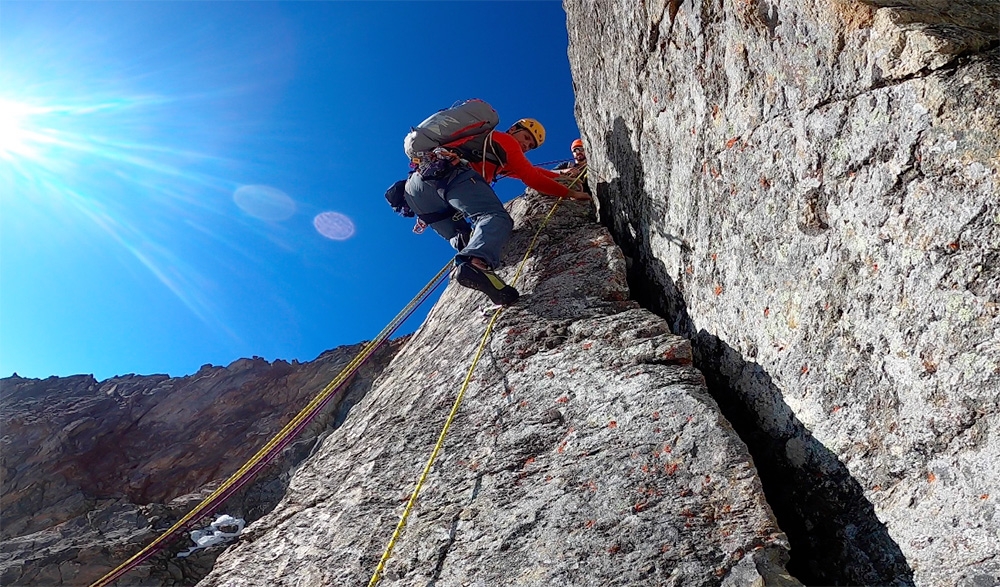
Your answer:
0;98;36;159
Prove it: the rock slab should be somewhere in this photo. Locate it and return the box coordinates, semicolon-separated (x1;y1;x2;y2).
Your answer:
199;192;798;586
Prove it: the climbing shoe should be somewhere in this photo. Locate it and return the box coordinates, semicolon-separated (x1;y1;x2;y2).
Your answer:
452;261;520;306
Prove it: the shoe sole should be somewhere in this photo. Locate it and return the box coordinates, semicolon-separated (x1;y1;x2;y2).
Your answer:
454;263;520;306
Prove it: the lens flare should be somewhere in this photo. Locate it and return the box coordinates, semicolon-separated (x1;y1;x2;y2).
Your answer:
234;184;295;221
313;211;355;241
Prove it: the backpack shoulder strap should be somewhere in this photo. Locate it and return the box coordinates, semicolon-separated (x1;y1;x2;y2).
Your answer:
450;130;506;167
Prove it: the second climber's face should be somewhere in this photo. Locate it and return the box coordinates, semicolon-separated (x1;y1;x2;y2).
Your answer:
572;146;586;163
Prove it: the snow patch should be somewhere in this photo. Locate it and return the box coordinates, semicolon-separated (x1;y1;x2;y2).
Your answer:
176;514;245;558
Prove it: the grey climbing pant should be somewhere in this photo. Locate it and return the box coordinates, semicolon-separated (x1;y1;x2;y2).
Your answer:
404;166;513;269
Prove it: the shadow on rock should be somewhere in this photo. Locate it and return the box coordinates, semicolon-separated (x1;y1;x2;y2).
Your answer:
594;116;915;586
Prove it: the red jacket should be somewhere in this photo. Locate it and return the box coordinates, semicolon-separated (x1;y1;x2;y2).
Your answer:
469;131;570;198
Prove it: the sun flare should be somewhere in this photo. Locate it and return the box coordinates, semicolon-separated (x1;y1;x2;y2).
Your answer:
0;98;34;158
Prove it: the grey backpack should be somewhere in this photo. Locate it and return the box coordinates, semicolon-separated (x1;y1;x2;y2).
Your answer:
403;99;503;165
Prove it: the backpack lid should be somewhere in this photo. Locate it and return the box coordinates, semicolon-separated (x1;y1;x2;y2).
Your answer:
404;99;499;160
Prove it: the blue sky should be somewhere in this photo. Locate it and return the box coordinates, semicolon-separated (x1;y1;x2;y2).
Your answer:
0;1;582;380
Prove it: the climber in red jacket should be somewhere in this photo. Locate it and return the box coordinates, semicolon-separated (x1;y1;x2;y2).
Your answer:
404;118;590;306
470;121;585;199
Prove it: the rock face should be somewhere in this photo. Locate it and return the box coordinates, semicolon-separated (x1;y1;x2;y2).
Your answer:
199;193;797;586
0;342;401;586
566;1;999;585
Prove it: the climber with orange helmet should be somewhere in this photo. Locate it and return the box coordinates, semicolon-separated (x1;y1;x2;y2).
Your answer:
554;138;590;194
404;116;590;306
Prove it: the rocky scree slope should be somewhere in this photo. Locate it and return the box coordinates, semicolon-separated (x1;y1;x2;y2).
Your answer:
0;341;401;586
200;192;799;586
566;0;999;585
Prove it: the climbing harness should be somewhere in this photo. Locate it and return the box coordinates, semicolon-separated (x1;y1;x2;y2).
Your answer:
368;173;587;586
414;148;461;180
89;263;452;587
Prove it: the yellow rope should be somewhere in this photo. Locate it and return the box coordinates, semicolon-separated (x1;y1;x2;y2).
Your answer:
511;165;585;284
365;304;504;587
90;262;452;587
367;179;585;585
